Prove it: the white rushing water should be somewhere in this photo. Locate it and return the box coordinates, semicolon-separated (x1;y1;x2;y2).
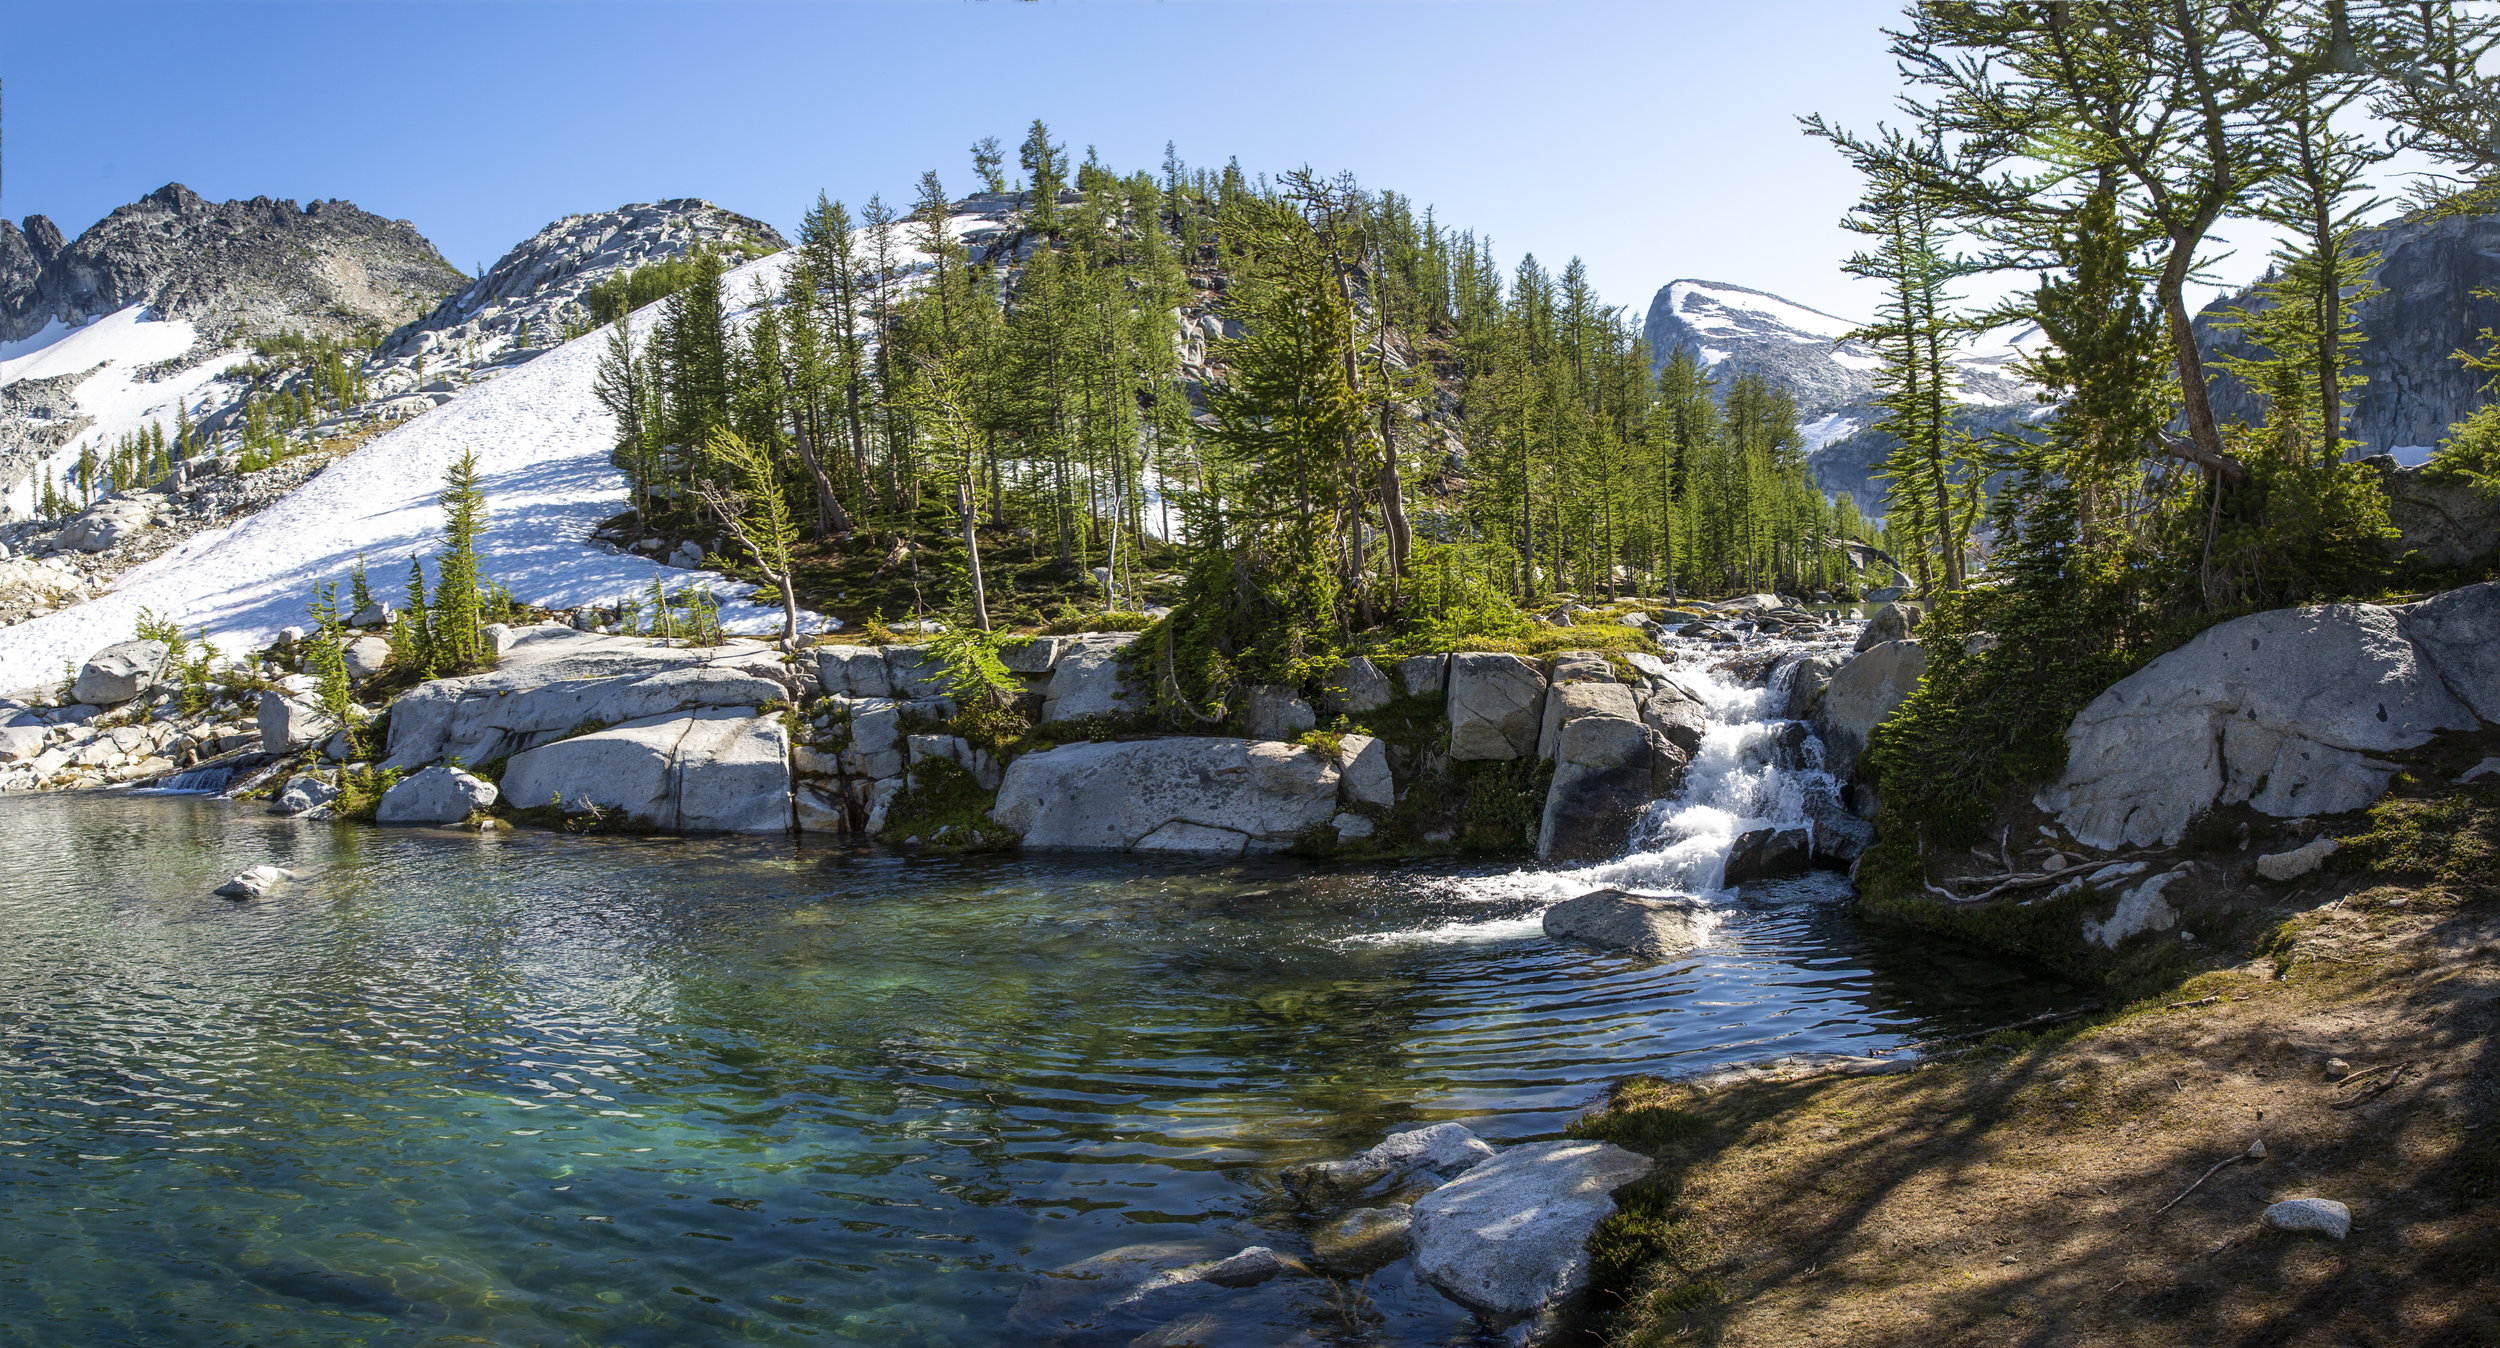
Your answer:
1383;633;1859;944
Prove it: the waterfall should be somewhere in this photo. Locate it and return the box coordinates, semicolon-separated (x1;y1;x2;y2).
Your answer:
143;765;238;795
1457;631;1859;912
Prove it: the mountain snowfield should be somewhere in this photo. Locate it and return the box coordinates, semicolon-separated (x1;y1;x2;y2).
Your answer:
0;250;821;693
0;307;248;517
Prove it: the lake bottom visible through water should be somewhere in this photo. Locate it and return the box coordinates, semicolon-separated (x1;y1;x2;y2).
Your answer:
0;793;2077;1346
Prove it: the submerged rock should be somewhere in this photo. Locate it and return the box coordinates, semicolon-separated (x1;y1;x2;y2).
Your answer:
1001;1238;1307;1347
1410;1138;1653;1317
1542;889;1711;959
1310;1205;1412;1274
1280;1122;1498;1206
213;864;298;900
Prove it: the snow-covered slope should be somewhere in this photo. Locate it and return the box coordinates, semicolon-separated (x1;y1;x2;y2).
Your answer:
0;252;817;693
0;306;245;513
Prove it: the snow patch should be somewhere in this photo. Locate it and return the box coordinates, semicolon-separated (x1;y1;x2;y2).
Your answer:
1670;280;1862;341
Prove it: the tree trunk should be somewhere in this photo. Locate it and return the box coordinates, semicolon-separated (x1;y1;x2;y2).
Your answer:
958;479;990;631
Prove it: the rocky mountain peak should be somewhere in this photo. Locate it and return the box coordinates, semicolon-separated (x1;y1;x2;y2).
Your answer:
370;199;788;387
0;183;465;346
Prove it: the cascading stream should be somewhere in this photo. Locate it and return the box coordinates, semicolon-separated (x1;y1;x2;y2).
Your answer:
1454;622;1863;917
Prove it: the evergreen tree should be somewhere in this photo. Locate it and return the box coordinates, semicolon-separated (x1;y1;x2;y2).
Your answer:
432;449;491;672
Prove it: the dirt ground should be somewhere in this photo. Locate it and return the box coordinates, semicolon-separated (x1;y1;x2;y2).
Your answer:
1576;886;2500;1347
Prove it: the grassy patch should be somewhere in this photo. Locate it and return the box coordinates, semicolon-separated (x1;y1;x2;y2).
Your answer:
2338;779;2500;886
881;758;1016;851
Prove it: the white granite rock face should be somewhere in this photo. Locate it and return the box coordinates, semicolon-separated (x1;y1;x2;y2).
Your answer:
2040;602;2475;849
73;640;168;706
382;626;787;770
1447;653;1547;761
989;736;1341;852
1041;633;1142;723
376;765;498;824
1410;1139;1654;1317
497;706;791;833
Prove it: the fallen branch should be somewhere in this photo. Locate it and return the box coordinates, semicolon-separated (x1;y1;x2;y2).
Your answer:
2154;1152;2247;1216
2165;995;2222;1011
2332;1061;2415;1109
1912;1003;2103;1049
2331;1061;2400;1088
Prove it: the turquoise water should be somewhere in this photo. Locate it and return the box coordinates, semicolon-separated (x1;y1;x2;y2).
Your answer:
0;793;2072;1346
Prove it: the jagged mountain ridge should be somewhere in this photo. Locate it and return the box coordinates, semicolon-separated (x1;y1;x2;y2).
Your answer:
0;183;464;347
0;193;790;516
1641;277;2044;507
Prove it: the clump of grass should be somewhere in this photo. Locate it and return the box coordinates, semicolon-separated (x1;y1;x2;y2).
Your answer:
2337;782;2500;886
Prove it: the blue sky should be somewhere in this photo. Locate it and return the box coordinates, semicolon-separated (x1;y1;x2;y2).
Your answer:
0;0;2285;325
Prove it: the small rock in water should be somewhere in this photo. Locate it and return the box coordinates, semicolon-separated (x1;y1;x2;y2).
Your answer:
213;864;298;901
1199;1245;1287;1288
2261;1197;2350;1239
1280;1122;1497;1205
1542;889;1711;960
1310;1205;1412;1274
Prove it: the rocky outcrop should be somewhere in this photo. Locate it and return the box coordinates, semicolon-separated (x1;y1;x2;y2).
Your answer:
57;498;155;553
1410;1139;1654;1319
380;625;787;769
988;737;1344;854
2367;455;2500;568
498;705;791;833
372;200;785;387
1541;889;1712;959
1812;638;1928;782
2196;206;2500;460
0;183;463;345
1448;653;1547;760
2039;595;2491;849
376;764;497;825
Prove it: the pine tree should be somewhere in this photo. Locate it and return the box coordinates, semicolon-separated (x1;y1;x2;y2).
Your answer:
432;449;490;672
